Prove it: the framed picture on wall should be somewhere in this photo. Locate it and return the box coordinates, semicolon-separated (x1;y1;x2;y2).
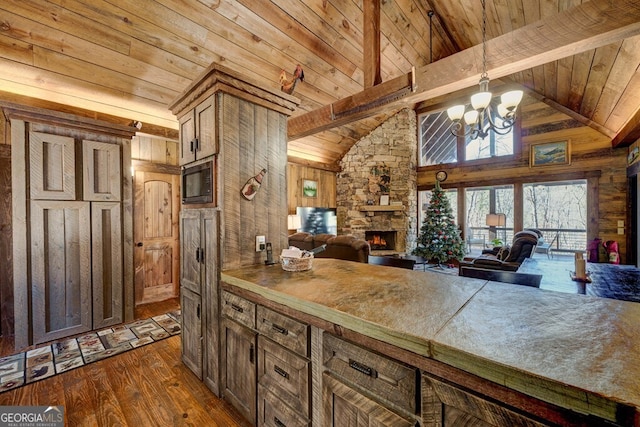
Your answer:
530;140;571;167
302;179;317;198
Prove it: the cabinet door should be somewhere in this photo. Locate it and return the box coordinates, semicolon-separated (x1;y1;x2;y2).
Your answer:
322;373;414;427
179;112;196;165
222;317;257;425
180;209;202;294
91;202;123;329
82;140;121;201
202;208;220;394
30;200;92;344
194;95;217;159
181;286;202;379
29;132;76;200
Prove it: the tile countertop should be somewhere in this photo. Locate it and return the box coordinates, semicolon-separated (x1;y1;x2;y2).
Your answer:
220;258;640;423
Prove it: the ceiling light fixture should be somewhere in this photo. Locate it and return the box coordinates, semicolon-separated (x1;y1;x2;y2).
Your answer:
446;0;523;140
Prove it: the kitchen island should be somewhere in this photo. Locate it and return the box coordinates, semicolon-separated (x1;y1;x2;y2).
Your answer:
220;258;640;426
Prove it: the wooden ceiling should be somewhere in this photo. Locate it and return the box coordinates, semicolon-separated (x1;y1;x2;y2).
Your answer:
2;0;640;171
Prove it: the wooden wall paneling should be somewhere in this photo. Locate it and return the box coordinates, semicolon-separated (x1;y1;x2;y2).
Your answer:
287;163;337;213
202;208;220;394
0;145;12;338
238;97;258;268
82;140;121;201
269;108;289;252
220;93;242;271
10;119;28;350
91;201;123;329
30;200;92;344
29;131;76;200
121;136;134;322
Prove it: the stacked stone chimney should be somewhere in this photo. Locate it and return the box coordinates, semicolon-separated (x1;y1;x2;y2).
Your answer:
336;108;418;253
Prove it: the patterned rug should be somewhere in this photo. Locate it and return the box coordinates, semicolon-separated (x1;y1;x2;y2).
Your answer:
0;311;181;393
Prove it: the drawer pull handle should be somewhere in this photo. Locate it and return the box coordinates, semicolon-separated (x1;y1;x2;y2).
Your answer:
230;303;244;313
349;359;377;378
274;365;289;379
272;323;288;335
274;417;286;427
249;343;254;364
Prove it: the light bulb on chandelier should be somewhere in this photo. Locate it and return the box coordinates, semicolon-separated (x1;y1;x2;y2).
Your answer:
446;0;523;140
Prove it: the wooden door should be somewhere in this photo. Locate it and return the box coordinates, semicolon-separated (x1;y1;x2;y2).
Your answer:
194;94;217;159
30;200;92;344
179;209;202;295
179;112;196;165
222;317;257;425
181;286;202;379
92;201;123;328
134;170;180;305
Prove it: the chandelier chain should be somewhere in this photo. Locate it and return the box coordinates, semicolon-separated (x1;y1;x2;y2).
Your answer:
481;0;488;79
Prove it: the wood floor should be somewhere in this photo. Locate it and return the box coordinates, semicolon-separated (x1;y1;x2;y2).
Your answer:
0;298;245;427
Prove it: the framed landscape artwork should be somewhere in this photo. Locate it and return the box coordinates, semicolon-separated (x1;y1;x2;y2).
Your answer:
302;179;317;198
530;140;571;167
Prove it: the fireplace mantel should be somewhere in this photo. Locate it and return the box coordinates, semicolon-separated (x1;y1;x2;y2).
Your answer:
359;205;404;216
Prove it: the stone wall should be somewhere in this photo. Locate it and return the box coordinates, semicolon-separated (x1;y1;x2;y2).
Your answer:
336;108;418;253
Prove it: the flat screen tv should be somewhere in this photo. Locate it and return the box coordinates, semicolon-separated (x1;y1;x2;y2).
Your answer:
296;207;337;235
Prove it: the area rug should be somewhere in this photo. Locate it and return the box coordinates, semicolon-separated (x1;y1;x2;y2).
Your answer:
0;311;181;394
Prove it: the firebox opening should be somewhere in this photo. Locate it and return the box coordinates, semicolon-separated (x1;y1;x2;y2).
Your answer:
365;231;397;251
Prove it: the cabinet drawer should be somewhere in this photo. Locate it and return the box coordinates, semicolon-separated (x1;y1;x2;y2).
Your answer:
258;335;310;418
258;384;309;427
221;291;255;329
256;306;309;357
323;333;417;414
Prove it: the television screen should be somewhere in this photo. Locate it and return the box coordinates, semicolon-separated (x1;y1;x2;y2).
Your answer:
296;207;337;235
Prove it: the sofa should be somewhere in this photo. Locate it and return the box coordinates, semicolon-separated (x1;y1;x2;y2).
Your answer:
288;232;370;263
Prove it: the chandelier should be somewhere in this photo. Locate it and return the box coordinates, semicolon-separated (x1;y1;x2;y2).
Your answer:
446;0;523;140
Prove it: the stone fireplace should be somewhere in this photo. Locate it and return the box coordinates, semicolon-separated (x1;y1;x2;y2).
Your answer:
336;109;418;254
365;231;397;251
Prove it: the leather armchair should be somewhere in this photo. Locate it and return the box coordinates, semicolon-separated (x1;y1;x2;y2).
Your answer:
461;230;539;272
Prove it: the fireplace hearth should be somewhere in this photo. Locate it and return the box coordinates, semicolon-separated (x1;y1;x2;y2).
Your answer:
365;231;397;251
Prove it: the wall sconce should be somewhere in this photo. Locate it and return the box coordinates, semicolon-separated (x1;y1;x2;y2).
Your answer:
287;214;301;232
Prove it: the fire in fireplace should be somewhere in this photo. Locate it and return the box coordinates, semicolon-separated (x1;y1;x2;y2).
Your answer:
365;231;397;251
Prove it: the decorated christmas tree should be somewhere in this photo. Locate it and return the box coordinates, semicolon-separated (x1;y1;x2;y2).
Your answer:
412;181;466;266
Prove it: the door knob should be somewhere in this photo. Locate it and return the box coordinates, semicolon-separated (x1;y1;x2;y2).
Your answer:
136;242;143;247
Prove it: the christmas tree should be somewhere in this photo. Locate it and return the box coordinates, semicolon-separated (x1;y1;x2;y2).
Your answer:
412;181;466;266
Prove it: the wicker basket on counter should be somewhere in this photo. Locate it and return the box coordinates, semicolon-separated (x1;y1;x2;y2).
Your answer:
280;254;314;272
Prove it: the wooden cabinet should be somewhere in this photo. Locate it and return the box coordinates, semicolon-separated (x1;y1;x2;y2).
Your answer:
181;286;202;378
178;94;218;165
180;208;219;393
221;316;257;425
322;373;414;427
30;200;92;343
8;106;134;351
221;291;312;427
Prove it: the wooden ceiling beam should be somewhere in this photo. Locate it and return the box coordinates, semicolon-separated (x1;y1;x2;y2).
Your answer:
363;0;382;88
288;0;640;141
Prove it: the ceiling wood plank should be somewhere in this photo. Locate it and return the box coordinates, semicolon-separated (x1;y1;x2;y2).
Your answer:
288;0;640;140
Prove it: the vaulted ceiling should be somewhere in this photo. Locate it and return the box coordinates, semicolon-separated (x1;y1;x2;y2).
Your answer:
1;0;640;171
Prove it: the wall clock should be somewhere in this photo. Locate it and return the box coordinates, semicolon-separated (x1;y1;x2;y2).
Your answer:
435;170;448;182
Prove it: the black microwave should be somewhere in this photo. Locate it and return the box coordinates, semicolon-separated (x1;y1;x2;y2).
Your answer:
182;161;213;204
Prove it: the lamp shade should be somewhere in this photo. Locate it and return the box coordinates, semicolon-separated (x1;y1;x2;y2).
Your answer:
485;213;506;227
287;214;301;230
446;104;465;121
463;110;479;125
501;90;524;109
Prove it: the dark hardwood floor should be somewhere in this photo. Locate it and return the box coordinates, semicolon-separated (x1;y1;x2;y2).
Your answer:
0;298;245;426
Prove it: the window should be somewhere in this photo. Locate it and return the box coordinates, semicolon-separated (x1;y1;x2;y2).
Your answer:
418;111;516;166
523;180;587;253
418;111;457;166
465;185;514;244
465;116;514;161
